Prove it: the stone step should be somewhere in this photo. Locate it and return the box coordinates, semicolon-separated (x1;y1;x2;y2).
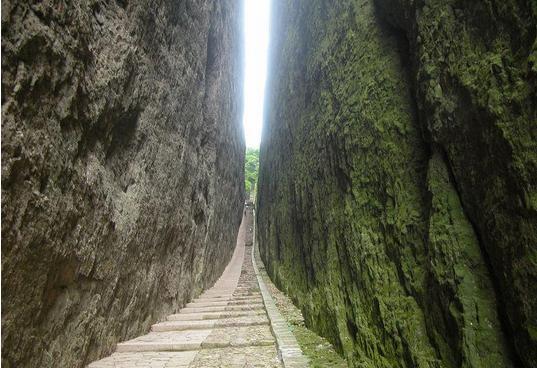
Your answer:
116;330;212;353
180;304;264;314
194;294;262;302
87;351;198;367
202;289;235;294
232;292;259;297
199;294;233;299
186;300;229;308
200;325;275;349
196;294;232;299
201;289;234;293
171;346;280;367
152;316;269;332
167;310;266;321
116;326;275;353
234;293;262;299
186;298;262;308
152;320;217;332
227;298;263;305
199;294;234;300
201;290;234;294
203;289;235;294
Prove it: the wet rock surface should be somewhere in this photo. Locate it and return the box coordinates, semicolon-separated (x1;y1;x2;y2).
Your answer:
1;1;244;367
257;0;536;367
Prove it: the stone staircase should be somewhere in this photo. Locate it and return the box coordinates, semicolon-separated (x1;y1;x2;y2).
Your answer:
88;219;289;367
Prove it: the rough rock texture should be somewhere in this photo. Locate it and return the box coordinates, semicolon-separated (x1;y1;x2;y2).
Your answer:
257;0;536;367
1;1;244;367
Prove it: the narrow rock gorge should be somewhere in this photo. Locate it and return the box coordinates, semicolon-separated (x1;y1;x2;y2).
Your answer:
257;1;537;367
1;1;244;367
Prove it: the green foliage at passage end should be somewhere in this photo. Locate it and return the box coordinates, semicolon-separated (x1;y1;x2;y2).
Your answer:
245;147;259;200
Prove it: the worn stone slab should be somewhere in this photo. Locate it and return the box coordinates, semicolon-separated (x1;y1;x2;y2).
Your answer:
153;315;269;332
201;325;275;349
87;351;198;368
213;315;269;327
167;310;266;321
200;290;234;295
193;294;262;303
152;320;218;332
116;325;276;353
227;298;263;305
186;300;231;308
116;330;213;352
179;304;265;314
185;299;261;309
189;346;281;368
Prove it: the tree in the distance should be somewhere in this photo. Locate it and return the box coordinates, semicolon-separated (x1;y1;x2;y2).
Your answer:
244;148;259;201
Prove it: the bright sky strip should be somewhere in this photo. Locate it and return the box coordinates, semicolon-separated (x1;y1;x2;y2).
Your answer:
242;0;270;148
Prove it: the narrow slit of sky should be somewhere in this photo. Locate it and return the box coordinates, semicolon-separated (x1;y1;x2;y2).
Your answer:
243;0;270;148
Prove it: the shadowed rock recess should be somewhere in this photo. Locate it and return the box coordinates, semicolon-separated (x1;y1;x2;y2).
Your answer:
257;1;536;368
1;1;244;367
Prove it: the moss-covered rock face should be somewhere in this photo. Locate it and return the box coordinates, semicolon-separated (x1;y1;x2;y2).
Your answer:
257;0;536;367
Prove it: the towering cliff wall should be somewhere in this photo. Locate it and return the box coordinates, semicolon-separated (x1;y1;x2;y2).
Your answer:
257;0;536;367
1;1;244;367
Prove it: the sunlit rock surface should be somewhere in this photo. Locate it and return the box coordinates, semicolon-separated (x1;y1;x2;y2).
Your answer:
1;1;244;367
257;0;536;367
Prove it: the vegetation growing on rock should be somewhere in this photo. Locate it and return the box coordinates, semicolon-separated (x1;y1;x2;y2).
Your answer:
257;0;536;367
255;239;347;367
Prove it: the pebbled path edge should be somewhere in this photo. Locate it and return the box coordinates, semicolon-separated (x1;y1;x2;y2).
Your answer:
251;209;309;368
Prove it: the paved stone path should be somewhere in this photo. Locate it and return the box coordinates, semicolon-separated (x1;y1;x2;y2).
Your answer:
88;213;288;367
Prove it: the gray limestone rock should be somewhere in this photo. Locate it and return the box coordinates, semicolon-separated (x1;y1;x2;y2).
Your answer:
1;1;244;367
